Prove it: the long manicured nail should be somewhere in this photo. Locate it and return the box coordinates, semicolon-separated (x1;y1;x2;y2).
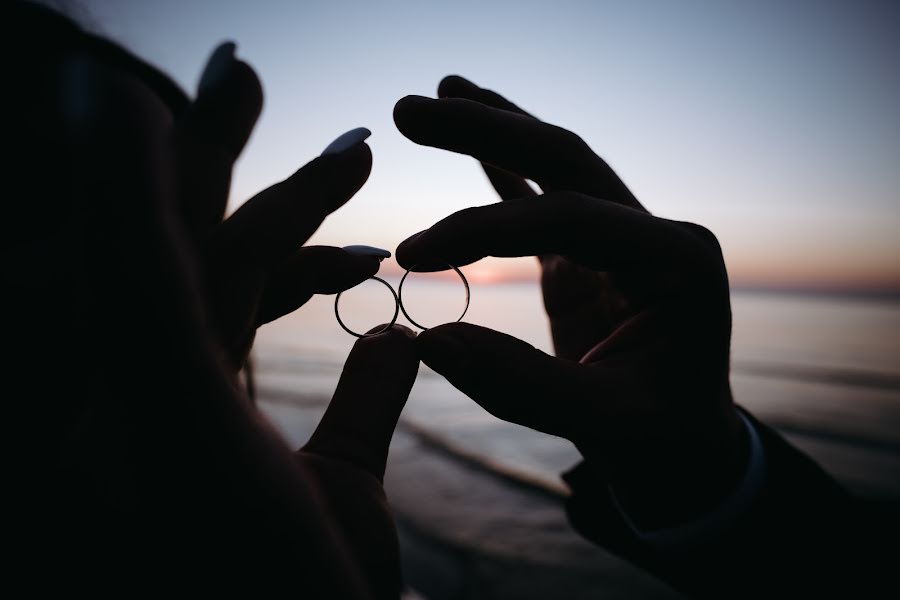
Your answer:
198;41;236;95
322;127;371;156
343;245;391;261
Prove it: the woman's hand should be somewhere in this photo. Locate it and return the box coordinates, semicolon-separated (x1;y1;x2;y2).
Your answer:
299;324;420;599
43;32;414;594
175;43;381;367
393;77;748;530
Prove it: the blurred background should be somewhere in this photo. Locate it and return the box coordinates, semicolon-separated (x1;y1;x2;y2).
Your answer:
60;0;899;597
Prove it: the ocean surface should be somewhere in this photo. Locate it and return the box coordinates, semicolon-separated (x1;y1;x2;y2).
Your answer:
255;279;900;497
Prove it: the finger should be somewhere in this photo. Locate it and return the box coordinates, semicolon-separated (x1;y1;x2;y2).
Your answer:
396;193;706;275
439;75;545;202
484;164;539;200
416;323;602;439
303;325;420;482
433;77;648;361
208;138;372;270
439;76;542;202
176;42;263;235
437;74;536;118
394;93;642;210
256;246;381;326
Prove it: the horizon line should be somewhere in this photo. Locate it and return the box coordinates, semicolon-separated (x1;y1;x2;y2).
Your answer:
376;265;900;301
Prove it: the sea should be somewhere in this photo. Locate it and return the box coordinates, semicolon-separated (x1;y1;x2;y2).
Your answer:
255;278;900;497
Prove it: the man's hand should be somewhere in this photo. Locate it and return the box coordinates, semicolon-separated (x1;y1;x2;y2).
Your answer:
393;77;748;530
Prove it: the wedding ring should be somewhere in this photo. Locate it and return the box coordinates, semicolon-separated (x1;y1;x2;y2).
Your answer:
334;276;400;338
398;264;470;330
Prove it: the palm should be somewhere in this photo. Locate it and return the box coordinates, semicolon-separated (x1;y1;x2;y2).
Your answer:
540;256;634;360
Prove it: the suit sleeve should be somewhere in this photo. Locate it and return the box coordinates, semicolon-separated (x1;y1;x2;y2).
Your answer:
562;409;893;598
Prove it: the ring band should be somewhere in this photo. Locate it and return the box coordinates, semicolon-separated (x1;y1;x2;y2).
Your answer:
334;276;400;338
398;264;470;330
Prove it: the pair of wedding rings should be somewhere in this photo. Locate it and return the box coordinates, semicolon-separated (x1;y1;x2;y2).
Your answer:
334;263;470;337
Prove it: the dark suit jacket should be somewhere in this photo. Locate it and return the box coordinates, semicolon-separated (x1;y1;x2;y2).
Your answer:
563;410;897;598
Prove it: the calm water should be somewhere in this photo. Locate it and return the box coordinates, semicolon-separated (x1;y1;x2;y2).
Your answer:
256;280;900;496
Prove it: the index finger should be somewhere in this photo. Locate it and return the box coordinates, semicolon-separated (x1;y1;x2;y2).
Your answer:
396;193;706;275
208;141;373;270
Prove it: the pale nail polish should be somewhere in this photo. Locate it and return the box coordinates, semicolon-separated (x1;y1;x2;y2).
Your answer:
198;41;236;95
343;245;391;261
321;127;371;156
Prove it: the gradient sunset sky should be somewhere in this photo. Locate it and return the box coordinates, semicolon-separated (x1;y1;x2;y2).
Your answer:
70;0;900;294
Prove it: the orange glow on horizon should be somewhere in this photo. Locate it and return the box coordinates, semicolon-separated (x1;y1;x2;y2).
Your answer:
377;256;900;297
379;257;541;285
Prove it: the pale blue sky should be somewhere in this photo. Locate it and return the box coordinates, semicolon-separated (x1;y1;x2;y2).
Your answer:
70;0;900;292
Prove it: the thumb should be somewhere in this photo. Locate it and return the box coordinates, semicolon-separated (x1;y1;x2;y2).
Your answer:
303;325;419;481
416;323;596;440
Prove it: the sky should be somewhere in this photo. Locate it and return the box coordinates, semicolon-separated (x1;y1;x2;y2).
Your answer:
65;0;900;294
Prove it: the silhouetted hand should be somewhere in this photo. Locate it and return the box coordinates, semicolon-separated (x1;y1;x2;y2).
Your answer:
411;75;645;361
393;76;749;529
175;43;380;367
46;32;414;595
179;50;419;593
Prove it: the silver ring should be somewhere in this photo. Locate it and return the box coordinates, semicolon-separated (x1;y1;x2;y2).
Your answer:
334;276;400;338
398;264;470;330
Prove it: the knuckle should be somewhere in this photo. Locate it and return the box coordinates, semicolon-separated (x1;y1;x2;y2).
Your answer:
452;205;483;224
548;126;603;175
556;126;589;151
682;222;723;254
675;222;728;283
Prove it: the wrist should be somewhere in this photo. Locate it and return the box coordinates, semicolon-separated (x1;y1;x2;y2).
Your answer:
584;403;750;532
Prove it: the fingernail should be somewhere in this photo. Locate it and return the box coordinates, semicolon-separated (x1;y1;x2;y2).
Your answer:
321;127;372;156
198;41;236;95
343;245;391;261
